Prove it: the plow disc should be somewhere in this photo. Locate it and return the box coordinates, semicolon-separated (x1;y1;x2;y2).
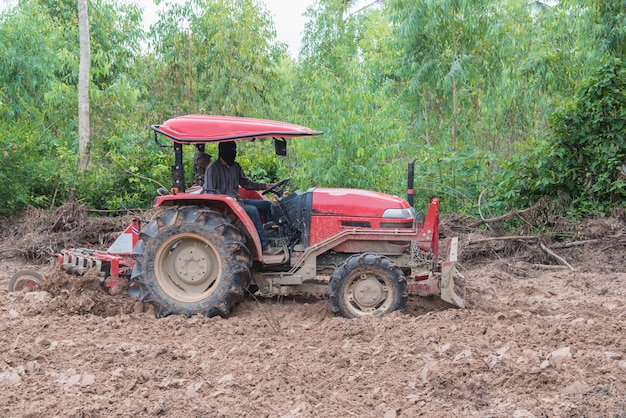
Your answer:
8;270;43;292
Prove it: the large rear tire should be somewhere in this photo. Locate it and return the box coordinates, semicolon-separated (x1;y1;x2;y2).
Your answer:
131;206;251;317
328;253;407;319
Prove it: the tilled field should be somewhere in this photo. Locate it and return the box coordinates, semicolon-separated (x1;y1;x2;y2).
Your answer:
1;243;625;417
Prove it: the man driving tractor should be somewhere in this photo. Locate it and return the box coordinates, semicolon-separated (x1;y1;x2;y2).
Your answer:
203;141;282;255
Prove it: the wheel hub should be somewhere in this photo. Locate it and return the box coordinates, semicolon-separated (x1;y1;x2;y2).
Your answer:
174;248;208;284
156;234;221;302
350;274;387;309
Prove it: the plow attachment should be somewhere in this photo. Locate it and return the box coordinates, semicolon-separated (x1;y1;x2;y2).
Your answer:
8;220;140;295
51;220;140;294
440;237;465;308
407;236;465;308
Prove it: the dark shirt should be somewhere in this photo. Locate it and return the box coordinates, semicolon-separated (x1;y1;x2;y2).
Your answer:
204;159;265;199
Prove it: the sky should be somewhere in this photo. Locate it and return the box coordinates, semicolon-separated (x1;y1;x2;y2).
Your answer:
248;1;373;56
261;0;317;57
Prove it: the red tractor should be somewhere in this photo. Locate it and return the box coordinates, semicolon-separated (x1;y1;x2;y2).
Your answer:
10;115;465;318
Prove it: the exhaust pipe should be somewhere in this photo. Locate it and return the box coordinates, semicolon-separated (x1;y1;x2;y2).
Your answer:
407;158;416;207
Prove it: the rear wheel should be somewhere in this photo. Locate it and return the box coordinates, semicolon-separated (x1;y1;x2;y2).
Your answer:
131;206;251;317
328;253;407;318
8;270;43;292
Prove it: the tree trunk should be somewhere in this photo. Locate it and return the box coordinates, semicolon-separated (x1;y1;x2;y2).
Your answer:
452;79;457;148
77;0;91;171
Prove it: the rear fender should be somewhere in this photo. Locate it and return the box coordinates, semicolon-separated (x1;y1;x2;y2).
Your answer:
155;193;263;260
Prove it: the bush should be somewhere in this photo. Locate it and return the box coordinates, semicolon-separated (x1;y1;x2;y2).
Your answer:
494;57;626;217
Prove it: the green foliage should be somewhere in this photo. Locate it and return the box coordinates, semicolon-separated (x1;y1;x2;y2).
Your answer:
494;58;626;216
75;144;172;211
147;0;285;117
383;0;608;159
387;0;500;148
412;146;498;214
582;0;626;59
283;0;498;215
1;0;625;222
552;58;626;211
0;118;58;215
287;1;409;193
0;0;152;215
235;140;280;183
0;2;61;119
492;136;559;209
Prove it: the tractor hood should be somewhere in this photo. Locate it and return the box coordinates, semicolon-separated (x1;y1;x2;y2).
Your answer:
151;114;323;144
311;188;413;219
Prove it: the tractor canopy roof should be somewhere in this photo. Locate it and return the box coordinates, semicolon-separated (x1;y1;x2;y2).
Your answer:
151;114;322;145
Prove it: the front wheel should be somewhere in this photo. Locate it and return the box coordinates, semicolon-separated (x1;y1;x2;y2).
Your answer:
328;253;407;318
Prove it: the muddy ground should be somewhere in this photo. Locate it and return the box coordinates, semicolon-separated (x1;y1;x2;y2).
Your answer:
0;206;625;417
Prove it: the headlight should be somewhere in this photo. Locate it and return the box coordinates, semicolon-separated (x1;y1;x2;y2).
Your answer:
382;207;416;219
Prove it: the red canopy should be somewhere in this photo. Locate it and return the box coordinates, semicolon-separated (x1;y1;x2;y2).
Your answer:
152;114;322;144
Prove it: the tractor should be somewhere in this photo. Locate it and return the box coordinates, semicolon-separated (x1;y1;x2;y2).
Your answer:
9;115;465;318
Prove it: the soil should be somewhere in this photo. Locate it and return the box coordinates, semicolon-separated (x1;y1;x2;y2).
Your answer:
0;205;625;417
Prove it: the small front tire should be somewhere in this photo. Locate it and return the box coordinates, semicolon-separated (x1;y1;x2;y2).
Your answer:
328;253;407;318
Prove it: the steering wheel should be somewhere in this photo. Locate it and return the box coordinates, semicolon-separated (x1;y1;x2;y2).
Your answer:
262;178;290;197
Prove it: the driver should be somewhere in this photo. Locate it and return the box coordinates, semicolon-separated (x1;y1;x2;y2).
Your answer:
204;141;282;255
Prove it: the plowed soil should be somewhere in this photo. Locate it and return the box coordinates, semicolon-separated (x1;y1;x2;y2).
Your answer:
0;208;625;417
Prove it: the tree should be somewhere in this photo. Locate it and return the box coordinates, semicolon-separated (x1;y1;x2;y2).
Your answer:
147;0;285;117
0;0;151;215
77;0;91;170
495;58;626;215
387;0;498;148
0;2;61;120
588;0;626;59
287;0;416;196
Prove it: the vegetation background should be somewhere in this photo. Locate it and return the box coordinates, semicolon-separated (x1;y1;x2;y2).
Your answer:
1;0;625;225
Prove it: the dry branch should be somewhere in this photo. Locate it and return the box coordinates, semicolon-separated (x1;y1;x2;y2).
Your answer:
466;235;538;245
550;239;601;249
540;242;575;271
477;188;493;231
468;201;541;228
531;264;571;270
